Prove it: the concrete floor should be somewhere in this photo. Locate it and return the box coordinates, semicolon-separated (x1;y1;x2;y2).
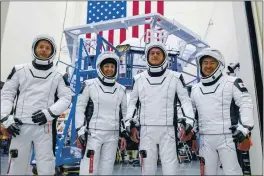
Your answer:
112;161;201;175
1;155;203;175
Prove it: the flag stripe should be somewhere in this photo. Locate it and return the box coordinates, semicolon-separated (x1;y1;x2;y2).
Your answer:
157;0;164;15
120;29;126;44
99;31;103;50
132;0;139;38
108;30;114;50
86;1;165;47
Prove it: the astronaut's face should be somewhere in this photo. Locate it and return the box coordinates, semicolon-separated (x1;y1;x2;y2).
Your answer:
35;40;53;59
201;57;219;77
102;63;116;77
148;48;165;66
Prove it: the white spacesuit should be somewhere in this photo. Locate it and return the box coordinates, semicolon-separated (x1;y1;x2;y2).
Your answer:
0;35;72;175
75;51;127;175
191;48;254;175
125;42;195;175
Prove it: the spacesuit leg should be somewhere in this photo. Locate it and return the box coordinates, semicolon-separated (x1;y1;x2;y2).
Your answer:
159;126;178;175
139;126;158;175
98;133;119;175
79;130;102;175
218;135;243;175
8;125;32;175
33;124;55;175
199;135;219;175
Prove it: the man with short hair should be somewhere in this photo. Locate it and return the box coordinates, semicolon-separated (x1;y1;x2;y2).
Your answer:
191;48;254;175
1;34;72;175
126;42;195;175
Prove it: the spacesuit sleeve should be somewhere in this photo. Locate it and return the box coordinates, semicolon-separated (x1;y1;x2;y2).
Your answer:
48;76;72;118
176;75;195;127
190;90;196;114
1;67;20;119
75;83;90;129
125;78;139;122
120;88;127;120
120;87;128;134
190;89;198;132
232;78;254;130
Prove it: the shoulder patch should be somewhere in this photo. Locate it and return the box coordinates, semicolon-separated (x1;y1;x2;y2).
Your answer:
234;78;248;92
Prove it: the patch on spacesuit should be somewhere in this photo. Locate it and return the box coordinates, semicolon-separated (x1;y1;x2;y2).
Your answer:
234;78;248;92
7;67;16;80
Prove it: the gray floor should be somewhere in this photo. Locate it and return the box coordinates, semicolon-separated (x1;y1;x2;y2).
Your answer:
1;155;202;175
113;161;201;175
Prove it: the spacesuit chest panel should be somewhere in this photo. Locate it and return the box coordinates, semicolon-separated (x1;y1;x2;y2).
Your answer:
138;71;176;125
195;76;233;134
89;79;122;130
15;64;58;121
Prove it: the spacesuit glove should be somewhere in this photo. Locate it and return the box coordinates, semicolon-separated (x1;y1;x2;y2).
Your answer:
237;136;253;151
229;125;253;151
76;126;89;149
178;118;193;134
179;124;194;142
31;109;54;125
1;115;23;137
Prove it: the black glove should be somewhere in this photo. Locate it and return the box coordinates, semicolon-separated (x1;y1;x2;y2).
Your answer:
124;119;139;137
2;117;23;137
31;110;48;125
232;130;247;143
78;133;87;146
178;118;193;135
229;125;248;143
76;127;90;146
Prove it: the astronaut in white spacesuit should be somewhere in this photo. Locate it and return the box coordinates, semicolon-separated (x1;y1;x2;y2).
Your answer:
125;42;195;175
191;48;254;175
0;34;72;175
75;51;127;175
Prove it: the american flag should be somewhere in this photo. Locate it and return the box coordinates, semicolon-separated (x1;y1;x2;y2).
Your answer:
86;0;164;47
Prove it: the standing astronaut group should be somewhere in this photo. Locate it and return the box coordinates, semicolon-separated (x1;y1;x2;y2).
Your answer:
1;34;254;175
